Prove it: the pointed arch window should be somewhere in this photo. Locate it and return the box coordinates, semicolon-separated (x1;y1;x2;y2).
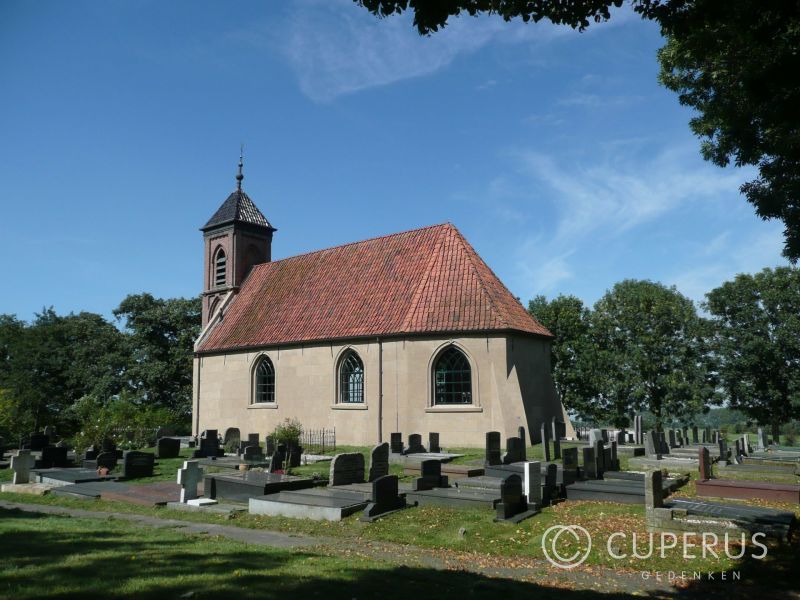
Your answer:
254;356;275;404
214;248;227;287
338;350;364;404
433;346;472;405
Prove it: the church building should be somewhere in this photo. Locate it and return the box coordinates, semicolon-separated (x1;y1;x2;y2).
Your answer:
192;160;573;447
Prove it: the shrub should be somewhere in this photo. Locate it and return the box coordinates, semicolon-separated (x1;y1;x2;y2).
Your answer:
272;418;303;447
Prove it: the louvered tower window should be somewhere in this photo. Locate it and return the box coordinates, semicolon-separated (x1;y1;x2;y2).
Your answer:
433;346;472;405
339;351;364;404
214;249;227;287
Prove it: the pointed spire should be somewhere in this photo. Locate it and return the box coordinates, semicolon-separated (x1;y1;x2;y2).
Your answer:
236;144;244;191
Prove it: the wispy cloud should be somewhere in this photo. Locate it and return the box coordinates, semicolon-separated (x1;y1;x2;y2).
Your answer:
557;92;644;108
501;142;759;299
266;0;632;102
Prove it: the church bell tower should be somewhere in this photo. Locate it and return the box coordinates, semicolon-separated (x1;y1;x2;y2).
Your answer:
200;153;276;326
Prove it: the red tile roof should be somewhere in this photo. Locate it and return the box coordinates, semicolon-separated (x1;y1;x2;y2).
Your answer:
198;223;551;352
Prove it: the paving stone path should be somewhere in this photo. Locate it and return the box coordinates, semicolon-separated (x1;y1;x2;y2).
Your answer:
0;500;671;596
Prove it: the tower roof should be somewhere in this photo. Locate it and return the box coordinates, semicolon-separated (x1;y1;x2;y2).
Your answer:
201;189;275;232
197;223;551;353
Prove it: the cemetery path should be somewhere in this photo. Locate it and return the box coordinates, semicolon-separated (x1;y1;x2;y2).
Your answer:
0;500;673;596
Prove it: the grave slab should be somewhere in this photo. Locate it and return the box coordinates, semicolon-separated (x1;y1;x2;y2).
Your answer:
249;488;369;521
33;468;116;487
99;482;182;506
204;471;318;502
0;483;55;495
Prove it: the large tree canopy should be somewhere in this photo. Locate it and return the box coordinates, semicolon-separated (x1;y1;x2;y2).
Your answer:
704;266;800;439
528;294;600;419
356;0;800;260
590;279;717;427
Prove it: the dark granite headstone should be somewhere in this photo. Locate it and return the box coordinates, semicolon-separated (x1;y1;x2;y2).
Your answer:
594;440;605;477
84;447;98;461
390;433;403;454
156;437;180;459
268;444;286;473
692;426;699;444
412;459;448;491
39;446;68;469
155;426;175;440
368;442;389;482
122;451;154;479
243;445;265;462
610;440;619;471
361;475;406;521
668;430;677;448
517;426;527;461
406;434;425;454
645;432;660;458
29;433;49;452
95;451;118;471
193;429;223;458
485;431;501;466
329;452;365;486
503;437;525;465
582;447;596;479
495;474;526;521
562;447;579;471
540;423;551;462
428;432;440;454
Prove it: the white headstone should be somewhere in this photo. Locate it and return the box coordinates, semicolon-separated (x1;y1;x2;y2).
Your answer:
177;460;204;503
11;450;36;485
523;461;541;505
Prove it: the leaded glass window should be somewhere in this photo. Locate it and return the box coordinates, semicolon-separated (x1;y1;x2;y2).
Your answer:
433;346;472;405
254;357;275;403
339;351;364;404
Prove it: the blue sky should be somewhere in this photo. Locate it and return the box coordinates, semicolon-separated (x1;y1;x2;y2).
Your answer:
0;0;788;322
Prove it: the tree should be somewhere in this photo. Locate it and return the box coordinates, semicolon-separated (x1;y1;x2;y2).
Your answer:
113;293;201;416
528;294;601;420
704;267;800;439
355;0;800;260
658;1;800;260
591;280;717;428
0;310;128;438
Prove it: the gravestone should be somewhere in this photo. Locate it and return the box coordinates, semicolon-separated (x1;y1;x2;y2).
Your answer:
682;427;689;446
29;433;49;451
718;439;728;464
610;440;619;471
155;426;175;440
269;444;286;473
247;433;260;446
734;439;742;464
43;425;55;442
517;426;527;461
368;442;389;482
660;432;670;455
485;431;501;466
243;445;265;462
390;433;403;454
582;447;597;479
540;424;551;462
645;432;660;458
122;451;154;479
676;430;684;446
329;452;365;486
361;475;406;521
741;435;751;455
552;431;562;460
194;429;223;458
616;430;626;446
692;426;699;444
758;428;769;449
156;437;180;459
495;474;527;521
634;415;643;445
503;437;525;465
40;446;68;469
644;470;663;509
698;447;712;481
594;440;605;477
562;447;579;472
601;430;609;443
428;432;440;454
406;434;426;454
412;459;448;491
96;451;118;471
668;430;677;449
11;451;36;484
177;460;204;503
84;447;98;461
223;428;241;451
701;429;708;444
523;461;541;506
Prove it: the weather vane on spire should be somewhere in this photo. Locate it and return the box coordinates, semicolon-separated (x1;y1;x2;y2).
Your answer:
236;144;244;191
